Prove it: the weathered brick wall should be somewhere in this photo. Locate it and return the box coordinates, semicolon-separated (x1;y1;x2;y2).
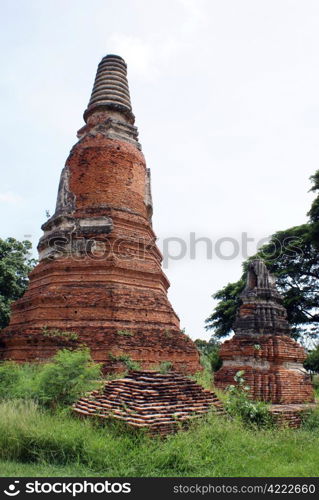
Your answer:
0;119;201;373
214;335;314;404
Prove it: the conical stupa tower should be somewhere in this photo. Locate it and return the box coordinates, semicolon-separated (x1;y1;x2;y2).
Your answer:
0;55;201;373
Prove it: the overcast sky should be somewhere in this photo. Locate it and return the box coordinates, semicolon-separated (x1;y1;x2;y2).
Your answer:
1;0;318;340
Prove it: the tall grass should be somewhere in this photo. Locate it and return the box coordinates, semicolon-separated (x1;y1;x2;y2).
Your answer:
1;400;319;477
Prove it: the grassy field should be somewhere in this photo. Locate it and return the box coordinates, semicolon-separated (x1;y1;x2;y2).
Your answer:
0;399;319;477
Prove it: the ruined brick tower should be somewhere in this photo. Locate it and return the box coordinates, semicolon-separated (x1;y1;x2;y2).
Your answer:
214;260;314;404
0;55;201;373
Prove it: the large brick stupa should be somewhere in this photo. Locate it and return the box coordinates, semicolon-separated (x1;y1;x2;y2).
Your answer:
0;55;201;373
214;260;314;404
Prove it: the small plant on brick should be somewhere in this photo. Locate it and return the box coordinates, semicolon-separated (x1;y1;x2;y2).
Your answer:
109;353;141;371
181;328;191;339
225;370;273;428
116;330;134;337
159;361;173;374
41;327;78;342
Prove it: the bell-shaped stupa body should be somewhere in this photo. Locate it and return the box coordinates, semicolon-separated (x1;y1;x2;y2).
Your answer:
214;260;314;404
0;55;201;373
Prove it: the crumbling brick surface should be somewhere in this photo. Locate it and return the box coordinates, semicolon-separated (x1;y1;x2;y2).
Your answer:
74;370;225;435
270;403;317;428
214;334;314;404
214;260;315;404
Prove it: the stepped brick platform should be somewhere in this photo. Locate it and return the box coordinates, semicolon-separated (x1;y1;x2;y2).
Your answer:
215;260;314;409
0;54;201;374
270;404;317;428
73;370;225;435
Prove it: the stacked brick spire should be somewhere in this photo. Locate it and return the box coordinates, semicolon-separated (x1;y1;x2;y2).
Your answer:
84;55;133;121
0;55;201;374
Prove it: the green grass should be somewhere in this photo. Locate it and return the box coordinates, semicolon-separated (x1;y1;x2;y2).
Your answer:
0;400;319;477
0;460;93;477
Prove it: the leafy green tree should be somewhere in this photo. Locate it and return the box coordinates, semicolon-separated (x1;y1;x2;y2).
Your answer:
206;170;319;341
304;345;319;373
194;338;222;371
0;238;36;328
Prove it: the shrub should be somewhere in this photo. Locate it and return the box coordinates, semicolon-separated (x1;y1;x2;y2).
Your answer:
0;362;21;399
37;348;101;408
0;349;101;408
225;371;273;427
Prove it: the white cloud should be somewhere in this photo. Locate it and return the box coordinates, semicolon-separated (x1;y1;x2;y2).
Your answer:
0;191;23;205
109;34;157;80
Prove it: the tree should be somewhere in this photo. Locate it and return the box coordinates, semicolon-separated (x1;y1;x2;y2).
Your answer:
304;345;319;374
0;238;36;329
194;338;222;371
206;170;319;342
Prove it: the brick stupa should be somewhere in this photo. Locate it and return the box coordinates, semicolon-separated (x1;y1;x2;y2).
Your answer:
74;370;225;435
214;260;314;404
0;55;201;373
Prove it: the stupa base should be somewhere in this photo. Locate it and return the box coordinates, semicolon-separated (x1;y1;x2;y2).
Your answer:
0;326;201;375
270;403;317;428
214;334;314;404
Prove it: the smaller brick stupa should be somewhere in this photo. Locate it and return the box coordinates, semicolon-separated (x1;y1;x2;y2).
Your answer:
74;370;225;435
214;260;314;406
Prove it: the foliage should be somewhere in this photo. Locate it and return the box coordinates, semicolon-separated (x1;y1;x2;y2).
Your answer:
0;362;42;401
0;349;101;408
301;405;319;431
304;345;319;373
0;362;21;400
195;338;222;372
159;361;173;374
225;371;273;428
41;327;78;342
190;368;213;390
116;330;134;337
206;170;319;341
37;348;101;407
109;353;141;371
0;238;36;328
